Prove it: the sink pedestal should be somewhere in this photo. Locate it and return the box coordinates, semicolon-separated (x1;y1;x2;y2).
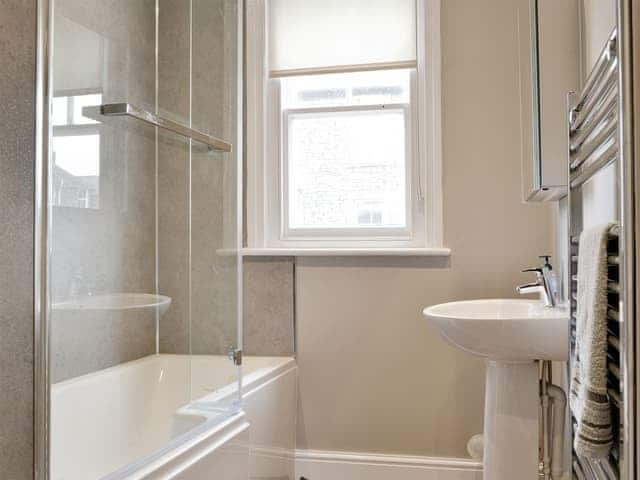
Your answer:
483;360;539;480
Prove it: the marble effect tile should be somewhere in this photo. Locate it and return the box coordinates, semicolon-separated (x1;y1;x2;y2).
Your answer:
0;0;36;477
158;0;240;356
243;258;295;356
50;309;156;383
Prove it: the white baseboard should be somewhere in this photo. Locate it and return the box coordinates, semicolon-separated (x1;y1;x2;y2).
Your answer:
295;450;483;480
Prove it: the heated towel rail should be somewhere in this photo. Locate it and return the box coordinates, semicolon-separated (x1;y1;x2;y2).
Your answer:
570;228;621;479
567;27;635;480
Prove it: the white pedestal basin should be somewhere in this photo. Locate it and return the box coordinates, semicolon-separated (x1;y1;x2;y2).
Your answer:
423;299;568;480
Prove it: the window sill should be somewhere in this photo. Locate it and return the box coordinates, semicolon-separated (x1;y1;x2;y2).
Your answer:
241;247;451;257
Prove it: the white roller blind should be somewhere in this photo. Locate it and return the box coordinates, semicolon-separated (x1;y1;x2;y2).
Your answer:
54;16;104;92
268;0;417;77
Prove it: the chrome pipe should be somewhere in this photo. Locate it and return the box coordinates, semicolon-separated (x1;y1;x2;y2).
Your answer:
596;459;618;480
609;388;623;408
566;89;578;480
609;309;621;322
570;85;618;151
578;31;617;106
616;1;637;478
539;361;551;480
576;455;598;479
572;30;617;120
569;142;618;188
570;117;617;170
564;88;585;479
572;59;618;132
573;460;586;480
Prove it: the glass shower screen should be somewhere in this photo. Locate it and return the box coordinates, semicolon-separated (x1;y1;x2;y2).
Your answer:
46;1;241;478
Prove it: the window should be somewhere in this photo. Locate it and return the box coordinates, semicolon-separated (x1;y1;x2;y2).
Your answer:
246;0;444;254
51;92;103;209
282;69;411;236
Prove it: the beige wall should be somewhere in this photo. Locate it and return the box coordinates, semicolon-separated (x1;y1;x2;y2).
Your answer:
0;1;35;477
295;0;554;458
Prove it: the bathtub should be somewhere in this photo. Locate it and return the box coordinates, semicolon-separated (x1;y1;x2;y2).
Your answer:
51;354;296;480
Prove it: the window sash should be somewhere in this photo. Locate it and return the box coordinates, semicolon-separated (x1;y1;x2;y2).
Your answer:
281;103;414;240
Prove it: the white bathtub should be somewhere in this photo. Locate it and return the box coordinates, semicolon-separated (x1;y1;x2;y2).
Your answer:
51;354;296;480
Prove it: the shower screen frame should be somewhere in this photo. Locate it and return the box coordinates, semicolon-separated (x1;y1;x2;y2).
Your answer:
33;0;245;478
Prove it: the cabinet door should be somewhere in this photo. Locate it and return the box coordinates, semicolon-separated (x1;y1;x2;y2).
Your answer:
519;0;581;202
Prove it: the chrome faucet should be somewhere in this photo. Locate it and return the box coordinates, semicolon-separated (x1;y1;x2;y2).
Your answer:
517;256;557;307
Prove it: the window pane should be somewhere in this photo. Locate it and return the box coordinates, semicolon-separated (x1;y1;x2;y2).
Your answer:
52;134;100;209
72;93;103;124
52;96;69;126
287;108;407;230
52;93;103;126
281;69;411;109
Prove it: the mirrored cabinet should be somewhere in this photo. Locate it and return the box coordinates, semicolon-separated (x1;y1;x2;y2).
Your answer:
519;0;581;201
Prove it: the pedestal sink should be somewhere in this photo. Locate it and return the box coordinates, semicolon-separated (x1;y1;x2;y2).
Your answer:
422;299;568;480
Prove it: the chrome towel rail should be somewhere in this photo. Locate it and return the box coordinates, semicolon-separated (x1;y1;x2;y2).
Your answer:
568;30;619;190
572;59;618;131
571;31;618;131
568;27;627;480
570;142;618;189
570;87;618;151
570;231;621;479
570;119;617;170
82;103;232;153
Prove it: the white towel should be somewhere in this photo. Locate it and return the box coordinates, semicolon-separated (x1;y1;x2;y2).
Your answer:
570;223;615;459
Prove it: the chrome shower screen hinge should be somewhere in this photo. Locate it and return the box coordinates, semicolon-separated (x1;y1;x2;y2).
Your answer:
227;347;243;366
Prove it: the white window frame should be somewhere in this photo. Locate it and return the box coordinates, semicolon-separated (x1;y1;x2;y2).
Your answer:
245;0;447;256
283;102;414;241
